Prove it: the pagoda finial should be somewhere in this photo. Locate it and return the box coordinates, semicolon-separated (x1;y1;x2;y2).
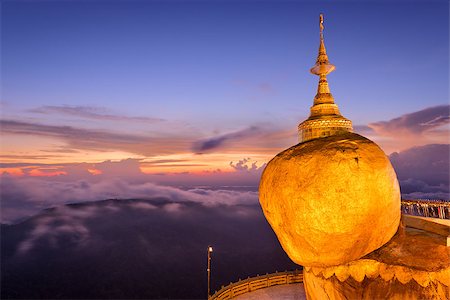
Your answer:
310;13;335;76
319;13;324;36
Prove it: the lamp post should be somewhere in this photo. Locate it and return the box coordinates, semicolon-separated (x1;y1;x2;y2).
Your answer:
207;246;213;299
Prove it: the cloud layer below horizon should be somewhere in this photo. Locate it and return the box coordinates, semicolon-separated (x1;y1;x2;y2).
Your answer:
1;143;448;224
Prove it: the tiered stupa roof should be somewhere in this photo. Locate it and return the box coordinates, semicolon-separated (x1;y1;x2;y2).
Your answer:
298;14;352;142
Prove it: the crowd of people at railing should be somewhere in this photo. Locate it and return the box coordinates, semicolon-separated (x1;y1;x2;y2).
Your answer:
401;199;449;219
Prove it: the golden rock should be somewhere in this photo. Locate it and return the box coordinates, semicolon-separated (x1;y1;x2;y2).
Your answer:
259;132;401;267
302;220;450;299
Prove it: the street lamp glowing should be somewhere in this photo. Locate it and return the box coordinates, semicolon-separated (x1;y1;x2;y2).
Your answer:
207;245;213;299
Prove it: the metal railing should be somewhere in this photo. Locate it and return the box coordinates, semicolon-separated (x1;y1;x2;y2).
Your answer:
401;199;450;219
210;270;303;300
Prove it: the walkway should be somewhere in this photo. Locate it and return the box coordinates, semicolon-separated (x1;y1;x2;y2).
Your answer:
233;284;306;300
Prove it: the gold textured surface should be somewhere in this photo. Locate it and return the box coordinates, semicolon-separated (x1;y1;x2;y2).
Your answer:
302;226;450;299
259;132;401;267
304;270;449;300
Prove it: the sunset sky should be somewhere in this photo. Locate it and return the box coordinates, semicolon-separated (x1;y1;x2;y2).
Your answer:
1;0;449;222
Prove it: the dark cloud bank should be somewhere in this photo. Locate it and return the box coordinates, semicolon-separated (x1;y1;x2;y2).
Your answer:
0;120;192;156
389;144;449;200
1;198;297;299
29;105;165;123
369;105;449;136
192;126;262;153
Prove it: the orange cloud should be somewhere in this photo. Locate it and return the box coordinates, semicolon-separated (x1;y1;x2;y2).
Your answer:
0;168;25;176
28;168;67;177
87;168;102;175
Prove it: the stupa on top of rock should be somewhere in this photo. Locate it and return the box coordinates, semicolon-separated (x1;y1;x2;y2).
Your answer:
298;14;352;143
258;14;449;300
259;14;401;268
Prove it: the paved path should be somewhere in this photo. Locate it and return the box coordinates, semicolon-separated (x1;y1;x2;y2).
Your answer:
233;284;306;300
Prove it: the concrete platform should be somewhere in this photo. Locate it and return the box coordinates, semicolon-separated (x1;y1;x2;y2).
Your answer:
233;284;306;300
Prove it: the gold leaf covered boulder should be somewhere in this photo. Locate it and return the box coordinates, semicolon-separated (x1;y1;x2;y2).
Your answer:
259;132;401;267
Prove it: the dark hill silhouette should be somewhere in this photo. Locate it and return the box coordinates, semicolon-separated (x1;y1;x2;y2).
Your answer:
1;198;298;299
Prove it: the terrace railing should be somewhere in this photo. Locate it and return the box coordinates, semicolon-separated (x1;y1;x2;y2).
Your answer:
401;199;450;219
210;270;303;300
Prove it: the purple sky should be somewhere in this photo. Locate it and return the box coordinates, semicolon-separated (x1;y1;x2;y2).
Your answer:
0;0;449;222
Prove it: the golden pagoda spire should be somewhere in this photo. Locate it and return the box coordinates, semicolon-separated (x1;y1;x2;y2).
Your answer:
310;14;335;77
310;13;335;105
297;14;353;143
